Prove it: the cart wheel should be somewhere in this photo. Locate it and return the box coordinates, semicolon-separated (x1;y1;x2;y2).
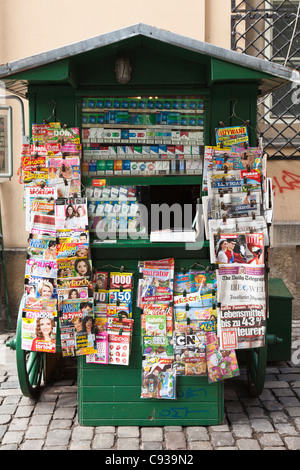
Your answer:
15;297;45;399
245;342;267;397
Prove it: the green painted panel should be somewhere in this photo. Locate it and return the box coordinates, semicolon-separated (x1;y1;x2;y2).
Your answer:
79;401;223;426
210;58;271;84
80;383;219;403
28;85;76;135
3;59;70;82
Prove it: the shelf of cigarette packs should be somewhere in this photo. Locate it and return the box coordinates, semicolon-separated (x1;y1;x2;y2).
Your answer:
85;183;147;240
81;96;204;178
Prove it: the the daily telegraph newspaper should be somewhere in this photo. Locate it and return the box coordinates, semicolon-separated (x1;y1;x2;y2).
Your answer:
217;264;266;349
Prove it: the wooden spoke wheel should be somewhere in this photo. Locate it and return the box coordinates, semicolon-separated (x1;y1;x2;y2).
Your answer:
15;297;45;398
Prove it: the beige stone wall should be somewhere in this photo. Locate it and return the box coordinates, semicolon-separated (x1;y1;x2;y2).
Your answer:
0;0;230;250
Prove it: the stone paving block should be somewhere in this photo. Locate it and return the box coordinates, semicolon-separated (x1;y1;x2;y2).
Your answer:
94;426;115;434
71;425;94;441
33;402;56;415
117;438;140;450
1;431;24;445
165;431;187;449
45;429;72;447
30;414;52;426
0;415;11;425
141;441;163;450
232;424;253;438
92;433;115;450
188;441;213;450
284;437;300;450
250;418;274;433
53;407;76;420
186;426;209;441
25;425;48;440
20;440;44;450
258;433;284;447
210;431;235;447
237;439;261;450
117;426;139;438
141;427;163;441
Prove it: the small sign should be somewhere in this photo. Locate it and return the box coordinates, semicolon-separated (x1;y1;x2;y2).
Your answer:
0;106;13;178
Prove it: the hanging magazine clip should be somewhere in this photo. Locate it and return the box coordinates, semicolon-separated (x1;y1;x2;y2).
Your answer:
252;212;256;220
243;152;248;160
224;166;228;174
120;266;124;273
118;328;123;336
181;267;187;274
63;178;68;186
222;215;227;223
219;189;224;198
185;303;190;311
221;202;226;210
247;188;251;196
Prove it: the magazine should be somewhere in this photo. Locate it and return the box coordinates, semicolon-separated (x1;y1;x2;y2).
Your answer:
86;331;108;364
46;127;80;144
25;259;57;278
206;331;240;383
173;332;206;376
215;125;249;147
141;356;176;399
207;169;262;195
211;232;264;265
109;289;132;315
56;241;89;259
58;285;92;303
107;332;131;365
47;156;81;185
142;335;174;357
27;236;56;260
174;272;193;295
21;308;57;353
59;308;97;357
56;229;89;244
93;271;108;291
141;304;173;337
137;258;174;307
213;147;262;171
189;269;217;295
55;197;88;230
57;257;93;280
110;272;133;289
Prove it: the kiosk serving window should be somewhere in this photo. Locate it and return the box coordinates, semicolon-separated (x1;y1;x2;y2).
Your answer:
81;95;205;241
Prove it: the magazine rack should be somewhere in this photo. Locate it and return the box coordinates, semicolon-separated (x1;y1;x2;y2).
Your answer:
1;25;295;426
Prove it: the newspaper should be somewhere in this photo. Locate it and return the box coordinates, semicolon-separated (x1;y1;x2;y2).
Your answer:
217;264;266;348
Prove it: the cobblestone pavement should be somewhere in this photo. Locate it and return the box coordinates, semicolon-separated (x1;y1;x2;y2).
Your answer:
1;322;300;451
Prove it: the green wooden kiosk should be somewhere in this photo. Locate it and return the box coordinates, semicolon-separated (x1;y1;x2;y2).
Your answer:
1;24;296;426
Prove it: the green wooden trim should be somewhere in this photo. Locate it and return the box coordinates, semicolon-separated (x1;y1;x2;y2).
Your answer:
82;175;202;187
